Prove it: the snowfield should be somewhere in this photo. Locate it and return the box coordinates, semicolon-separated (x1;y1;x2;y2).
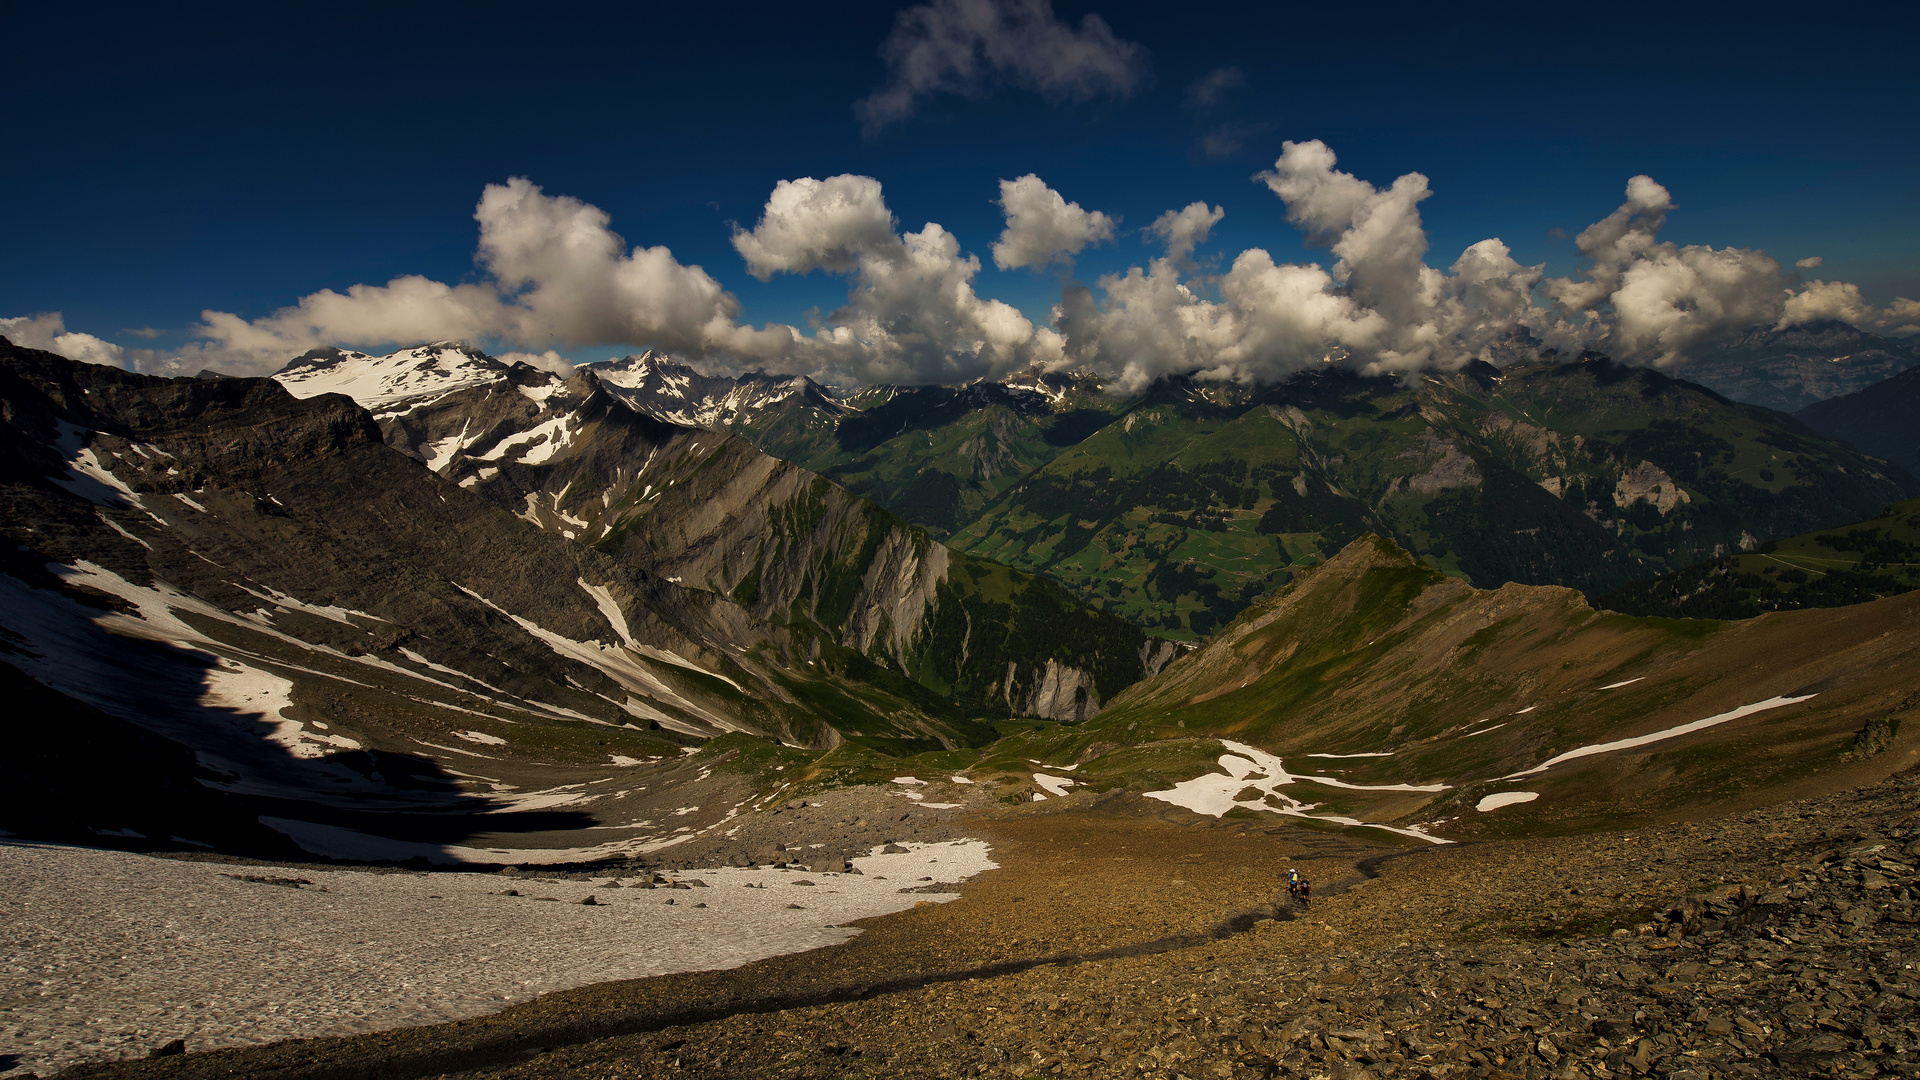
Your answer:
0;838;995;1076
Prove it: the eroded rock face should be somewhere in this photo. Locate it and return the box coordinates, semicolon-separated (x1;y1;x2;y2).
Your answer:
1400;433;1482;496
1612;459;1691;515
271;347;1148;723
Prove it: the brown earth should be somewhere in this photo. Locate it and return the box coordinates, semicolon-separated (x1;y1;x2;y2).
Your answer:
60;769;1920;1080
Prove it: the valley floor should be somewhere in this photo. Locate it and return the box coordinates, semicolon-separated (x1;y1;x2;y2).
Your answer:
40;770;1920;1080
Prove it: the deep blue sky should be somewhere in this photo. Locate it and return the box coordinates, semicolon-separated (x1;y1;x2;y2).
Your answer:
8;1;1918;363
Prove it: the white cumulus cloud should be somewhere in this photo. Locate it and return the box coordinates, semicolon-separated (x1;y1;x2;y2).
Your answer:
991;175;1116;271
34;144;1915;394
1057;147;1916;388
1780;280;1920;335
855;0;1148;135
1145;201;1224;268
171;177;796;377
0;313;128;368
732;174;1054;384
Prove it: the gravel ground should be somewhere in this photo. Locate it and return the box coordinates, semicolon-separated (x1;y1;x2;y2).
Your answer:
32;772;1920;1080
478;777;1914;1080
0;838;994;1077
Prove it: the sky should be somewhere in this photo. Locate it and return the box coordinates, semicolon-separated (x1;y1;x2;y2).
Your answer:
5;1;1918;387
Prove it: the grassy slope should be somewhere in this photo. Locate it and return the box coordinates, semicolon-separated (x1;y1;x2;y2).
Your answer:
781;534;1920;842
949;359;1915;641
1078;535;1920;838
741;386;1124;540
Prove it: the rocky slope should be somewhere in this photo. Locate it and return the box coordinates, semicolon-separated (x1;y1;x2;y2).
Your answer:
950;532;1920;842
62;769;1920;1080
273;344;1153;725
1799;362;1920;476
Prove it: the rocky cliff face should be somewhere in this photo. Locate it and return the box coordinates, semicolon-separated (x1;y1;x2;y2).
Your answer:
274;347;1149;723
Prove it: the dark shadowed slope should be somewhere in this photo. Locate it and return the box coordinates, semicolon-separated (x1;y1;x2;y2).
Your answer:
1798;362;1920;476
0;341;1071;859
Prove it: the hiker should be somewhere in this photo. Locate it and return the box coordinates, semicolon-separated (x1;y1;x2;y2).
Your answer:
1298;878;1311;907
1287;867;1300;896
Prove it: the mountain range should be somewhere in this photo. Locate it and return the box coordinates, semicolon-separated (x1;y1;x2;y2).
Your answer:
0;339;1150;861
595;348;1916;640
1668;319;1920;413
5;326;1919;863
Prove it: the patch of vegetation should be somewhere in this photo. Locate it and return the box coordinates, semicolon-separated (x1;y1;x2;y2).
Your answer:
1599;497;1920;618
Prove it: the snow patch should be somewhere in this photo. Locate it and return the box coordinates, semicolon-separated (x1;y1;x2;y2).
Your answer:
1142;740;1453;844
1033;774;1076;797
1476;791;1539;812
1502;695;1819;779
577;579;635;646
452;730;507;747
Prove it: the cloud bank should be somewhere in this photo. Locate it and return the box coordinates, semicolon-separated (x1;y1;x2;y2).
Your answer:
1058;141;1919;390
23;140;1918;389
855;0;1148;135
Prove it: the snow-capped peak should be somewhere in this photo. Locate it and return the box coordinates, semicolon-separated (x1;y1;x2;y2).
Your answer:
273;342;508;415
584;354;854;428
